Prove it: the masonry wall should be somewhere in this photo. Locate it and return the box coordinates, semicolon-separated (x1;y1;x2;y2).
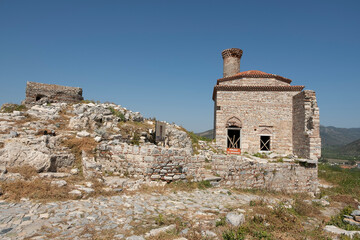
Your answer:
293;90;321;160
84;142;318;193
24;82;83;105
84;143;206;180
211;154;318;193
215;90;300;154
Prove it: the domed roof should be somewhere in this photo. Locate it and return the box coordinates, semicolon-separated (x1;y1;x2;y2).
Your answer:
217;70;292;84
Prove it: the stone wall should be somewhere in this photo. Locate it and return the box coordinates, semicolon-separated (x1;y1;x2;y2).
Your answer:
84;143;205;180
24;82;83;105
211;154;318;193
215;90;300;154
84;142;318;193
293;90;321;160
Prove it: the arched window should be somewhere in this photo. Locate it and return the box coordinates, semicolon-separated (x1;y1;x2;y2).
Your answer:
260;128;272;151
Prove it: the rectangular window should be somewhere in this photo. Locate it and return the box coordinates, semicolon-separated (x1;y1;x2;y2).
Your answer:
260;136;270;151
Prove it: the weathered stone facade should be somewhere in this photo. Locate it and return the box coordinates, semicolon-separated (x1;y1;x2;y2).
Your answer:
213;48;321;160
24;82;83;105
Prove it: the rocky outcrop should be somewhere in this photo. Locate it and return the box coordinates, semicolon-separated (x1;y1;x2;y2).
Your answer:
0;136;74;172
165;124;192;149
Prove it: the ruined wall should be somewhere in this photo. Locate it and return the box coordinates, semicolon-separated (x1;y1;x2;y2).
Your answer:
84;142;318;193
218;77;290;87
215;90;300;154
292;90;321;160
84;143;205;180
24;82;83;105
211;154;318;193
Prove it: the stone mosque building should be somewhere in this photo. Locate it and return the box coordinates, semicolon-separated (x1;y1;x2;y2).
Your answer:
213;48;321;160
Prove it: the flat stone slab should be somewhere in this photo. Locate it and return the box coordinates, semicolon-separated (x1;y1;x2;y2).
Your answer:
324;225;360;237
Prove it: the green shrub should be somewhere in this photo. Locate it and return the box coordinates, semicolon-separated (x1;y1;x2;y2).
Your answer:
0;104;26;113
108;107;125;122
222;228;245;240
197;180;212;189
215;217;226;227
155;214;165;226
328;206;360;231
318;164;360;198
253;152;268;158
130;132;140;145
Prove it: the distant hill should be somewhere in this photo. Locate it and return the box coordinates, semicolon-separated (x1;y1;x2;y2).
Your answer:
196;129;214;139
320;126;360;146
340;139;360;157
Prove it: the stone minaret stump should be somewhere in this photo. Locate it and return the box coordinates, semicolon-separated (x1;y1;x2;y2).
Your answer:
222;48;243;78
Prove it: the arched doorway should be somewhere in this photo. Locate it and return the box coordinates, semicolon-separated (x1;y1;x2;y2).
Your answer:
226;117;242;149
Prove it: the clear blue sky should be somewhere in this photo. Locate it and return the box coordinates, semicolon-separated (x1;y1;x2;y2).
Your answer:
0;0;359;132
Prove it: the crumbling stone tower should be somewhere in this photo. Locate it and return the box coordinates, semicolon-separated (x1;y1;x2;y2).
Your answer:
213;48;321;160
24;82;83;105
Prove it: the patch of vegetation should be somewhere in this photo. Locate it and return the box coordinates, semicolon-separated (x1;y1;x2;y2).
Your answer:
321;145;360;161
328;205;360;231
222;227;246;240
130;131;140;145
197;180;212;189
179;127;213;154
62;136;98;176
81;100;100;104
292;198;321;217
108;107;125;122
253;152;268;158
0;179;71;202
220;201;332;240
168;180;212;192
318;163;360;200
0;104;26;113
117;121;154;144
7;165;38;180
204;164;212;170
216;216;226;227
155;214;165;226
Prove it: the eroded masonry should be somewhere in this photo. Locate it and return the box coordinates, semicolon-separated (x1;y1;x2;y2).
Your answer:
23;81;83;105
213;48;321;160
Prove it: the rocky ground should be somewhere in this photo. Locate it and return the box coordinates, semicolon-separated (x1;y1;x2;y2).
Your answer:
1;102;360;239
0;187;260;239
0;183;359;240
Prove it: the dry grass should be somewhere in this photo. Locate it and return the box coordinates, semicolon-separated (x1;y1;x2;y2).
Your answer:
13;114;38;125
63;136;98;154
330;195;358;208
62;136;98;175
0;179;71;202
7;165;38;179
0;175;121;202
293;198;321;218
117;121;154;139
0;142;4;148
218;202;329;240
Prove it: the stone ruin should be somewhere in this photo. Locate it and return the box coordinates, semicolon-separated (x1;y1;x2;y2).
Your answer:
0;49;322;194
23;81;83;105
